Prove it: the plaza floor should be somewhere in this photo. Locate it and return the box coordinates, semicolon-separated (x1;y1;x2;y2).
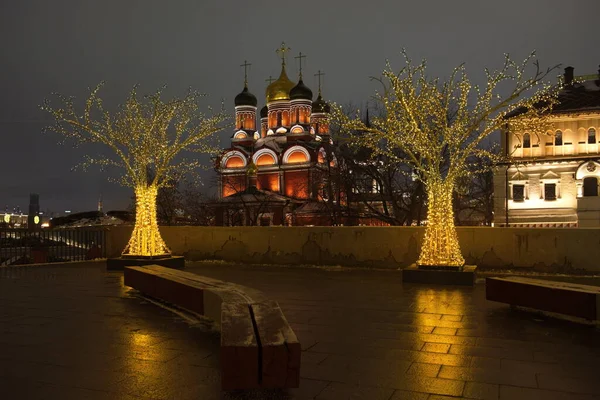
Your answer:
2;261;600;399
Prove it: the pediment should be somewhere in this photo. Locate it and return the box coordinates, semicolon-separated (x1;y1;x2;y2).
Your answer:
510;171;527;181
541;170;560;180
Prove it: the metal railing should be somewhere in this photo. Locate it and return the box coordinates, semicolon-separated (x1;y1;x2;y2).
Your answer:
0;228;106;266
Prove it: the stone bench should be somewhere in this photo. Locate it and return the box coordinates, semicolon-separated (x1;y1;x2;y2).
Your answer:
123;265;300;390
486;276;600;320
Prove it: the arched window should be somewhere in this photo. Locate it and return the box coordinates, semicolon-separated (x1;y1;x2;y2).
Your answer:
287;151;308;163
583;177;598;197
554;130;562;146
277;112;282;127
283;146;311;164
523;133;531;148
256;153;276;166
290;125;304;134
589;128;597;144
225;156;245;168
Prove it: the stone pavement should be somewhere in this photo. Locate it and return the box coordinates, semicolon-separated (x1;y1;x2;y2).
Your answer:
186;262;600;400
0;262;223;400
1;261;600;399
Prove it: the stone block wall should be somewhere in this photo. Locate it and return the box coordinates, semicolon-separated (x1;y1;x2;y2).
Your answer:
105;226;600;272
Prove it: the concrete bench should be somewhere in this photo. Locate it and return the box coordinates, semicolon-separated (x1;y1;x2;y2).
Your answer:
123;265;300;390
486;276;600;320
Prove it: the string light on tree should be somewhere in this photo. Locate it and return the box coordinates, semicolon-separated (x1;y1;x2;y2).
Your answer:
42;84;227;257
332;51;559;267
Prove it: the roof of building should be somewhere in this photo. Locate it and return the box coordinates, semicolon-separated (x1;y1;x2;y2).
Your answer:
217;186;299;205
312;93;330;113
234;85;258;107
294;201;329;214
266;65;295;103
290;78;313;100
506;70;600;119
551;79;600;114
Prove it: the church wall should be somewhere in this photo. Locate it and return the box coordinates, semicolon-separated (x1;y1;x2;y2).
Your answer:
105;225;600;272
222;175;246;197
257;172;280;192
284;170;309;198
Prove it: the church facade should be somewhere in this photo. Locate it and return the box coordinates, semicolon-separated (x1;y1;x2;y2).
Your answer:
214;44;340;226
494;66;600;227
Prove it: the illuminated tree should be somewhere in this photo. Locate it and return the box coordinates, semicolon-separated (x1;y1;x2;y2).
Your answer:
43;84;227;257
332;52;558;267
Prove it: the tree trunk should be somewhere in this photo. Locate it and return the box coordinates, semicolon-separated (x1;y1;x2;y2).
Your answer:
122;184;170;257
417;181;464;267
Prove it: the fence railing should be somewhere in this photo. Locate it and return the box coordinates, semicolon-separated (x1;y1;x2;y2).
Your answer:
0;228;106;266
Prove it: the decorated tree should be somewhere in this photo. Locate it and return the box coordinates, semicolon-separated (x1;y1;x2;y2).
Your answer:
332;52;558;267
43;84;227;257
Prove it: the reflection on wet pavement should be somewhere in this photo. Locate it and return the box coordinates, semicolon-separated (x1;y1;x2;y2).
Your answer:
3;261;600;399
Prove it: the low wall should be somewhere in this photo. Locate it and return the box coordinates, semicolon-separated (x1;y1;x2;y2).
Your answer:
105;226;600;272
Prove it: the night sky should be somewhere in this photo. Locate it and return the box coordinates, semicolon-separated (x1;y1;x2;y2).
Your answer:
1;0;598;214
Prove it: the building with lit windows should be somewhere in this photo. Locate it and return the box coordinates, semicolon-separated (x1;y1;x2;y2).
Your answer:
494;66;600;227
214;44;340;226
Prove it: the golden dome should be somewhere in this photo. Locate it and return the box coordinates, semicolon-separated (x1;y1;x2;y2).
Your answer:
266;65;295;103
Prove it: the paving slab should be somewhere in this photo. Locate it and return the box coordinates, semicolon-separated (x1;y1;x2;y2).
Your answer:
3;261;600;399
186;261;600;399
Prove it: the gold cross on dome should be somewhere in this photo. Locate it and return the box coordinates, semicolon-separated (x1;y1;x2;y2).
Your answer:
276;42;291;66
295;52;307;78
240;60;251;86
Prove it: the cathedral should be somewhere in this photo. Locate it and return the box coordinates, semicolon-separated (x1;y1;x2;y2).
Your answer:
214;43;339;226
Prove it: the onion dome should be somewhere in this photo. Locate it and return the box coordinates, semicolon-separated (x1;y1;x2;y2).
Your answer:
312;93;330;113
260;105;268;118
266;65;295;103
290;79;313;100
234;85;257;107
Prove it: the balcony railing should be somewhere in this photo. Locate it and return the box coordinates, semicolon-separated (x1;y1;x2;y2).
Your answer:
0;228;106;266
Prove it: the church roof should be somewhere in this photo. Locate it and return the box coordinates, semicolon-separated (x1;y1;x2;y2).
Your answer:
312;93;330;113
290;78;313;100
217;186;299;205
234;85;257;107
266;65;295;103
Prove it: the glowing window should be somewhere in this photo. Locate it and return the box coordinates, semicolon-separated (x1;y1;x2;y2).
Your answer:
523;133;531;148
256;153;276;166
225;156;245;168
287;151;308;163
290;125;304;134
589;128;597;144
554;130;562;146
